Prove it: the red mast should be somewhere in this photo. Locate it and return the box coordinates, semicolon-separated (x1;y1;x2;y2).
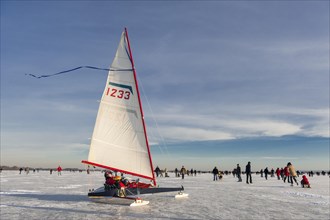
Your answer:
124;28;157;186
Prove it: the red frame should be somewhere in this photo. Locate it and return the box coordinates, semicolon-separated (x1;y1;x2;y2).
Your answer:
82;160;154;181
124;28;157;186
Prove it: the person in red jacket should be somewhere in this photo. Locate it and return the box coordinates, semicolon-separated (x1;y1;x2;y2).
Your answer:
283;166;291;183
105;171;115;185
276;168;281;180
57;166;62;176
301;175;311;188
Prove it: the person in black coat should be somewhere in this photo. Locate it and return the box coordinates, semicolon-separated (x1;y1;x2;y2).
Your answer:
212;167;219;181
237;164;242;182
154;166;161;177
264;167;269;180
245;162;252;184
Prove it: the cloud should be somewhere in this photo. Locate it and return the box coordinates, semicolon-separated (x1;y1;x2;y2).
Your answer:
145;104;329;142
156;126;234;142
261;157;299;160
223;120;301;137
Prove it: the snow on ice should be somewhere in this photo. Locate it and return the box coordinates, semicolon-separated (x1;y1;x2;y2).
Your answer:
0;171;329;219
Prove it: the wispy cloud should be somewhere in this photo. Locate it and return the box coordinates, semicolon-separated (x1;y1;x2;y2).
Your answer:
261;157;299;160
156;126;234;142
145;104;329;142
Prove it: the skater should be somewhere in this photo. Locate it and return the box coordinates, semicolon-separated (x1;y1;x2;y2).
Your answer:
233;168;237;178
288;162;299;186
180;166;186;179
212;166;219;181
301;175;311;188
260;169;263;178
154;166;161;177
237;164;242;182
283;166;290;183
164;168;169;177
280;168;284;179
264;167;269;180
175;168;178;177
19;168;23;174
271;168;275;178
50;169;53;174
57;165;62;176
276;168;281;180
245;162;252;184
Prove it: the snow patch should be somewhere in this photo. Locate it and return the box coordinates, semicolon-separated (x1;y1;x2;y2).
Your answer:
0;190;40;195
284;191;327;199
57;185;82;189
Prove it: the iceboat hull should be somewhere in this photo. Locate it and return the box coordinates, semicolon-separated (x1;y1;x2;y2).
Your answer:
88;185;184;197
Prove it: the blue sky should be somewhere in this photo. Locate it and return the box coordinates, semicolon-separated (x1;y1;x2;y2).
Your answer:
1;1;329;171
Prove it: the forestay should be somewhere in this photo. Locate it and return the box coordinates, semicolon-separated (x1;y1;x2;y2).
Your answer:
82;30;155;183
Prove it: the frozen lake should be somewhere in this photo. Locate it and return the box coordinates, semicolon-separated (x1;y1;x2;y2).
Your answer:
1;170;329;219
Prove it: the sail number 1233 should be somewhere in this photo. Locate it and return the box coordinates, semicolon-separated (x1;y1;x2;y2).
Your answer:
106;87;131;100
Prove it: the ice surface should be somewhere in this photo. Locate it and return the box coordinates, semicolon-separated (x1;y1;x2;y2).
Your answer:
1;171;329;219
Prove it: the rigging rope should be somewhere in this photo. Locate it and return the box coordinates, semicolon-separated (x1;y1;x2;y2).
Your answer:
137;75;171;158
25;66;133;78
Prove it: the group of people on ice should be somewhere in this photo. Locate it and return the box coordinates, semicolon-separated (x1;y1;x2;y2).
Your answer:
232;162;252;184
261;162;310;188
178;166;198;179
154;166;170;178
154;166;198;179
231;161;311;188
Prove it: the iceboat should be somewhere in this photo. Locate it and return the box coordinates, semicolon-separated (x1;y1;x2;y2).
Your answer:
82;28;187;206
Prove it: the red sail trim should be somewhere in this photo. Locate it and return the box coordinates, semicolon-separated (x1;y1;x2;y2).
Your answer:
82;160;154;181
124;28;157;186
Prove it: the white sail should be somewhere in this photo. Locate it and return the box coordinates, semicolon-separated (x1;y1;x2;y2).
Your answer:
83;30;155;182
